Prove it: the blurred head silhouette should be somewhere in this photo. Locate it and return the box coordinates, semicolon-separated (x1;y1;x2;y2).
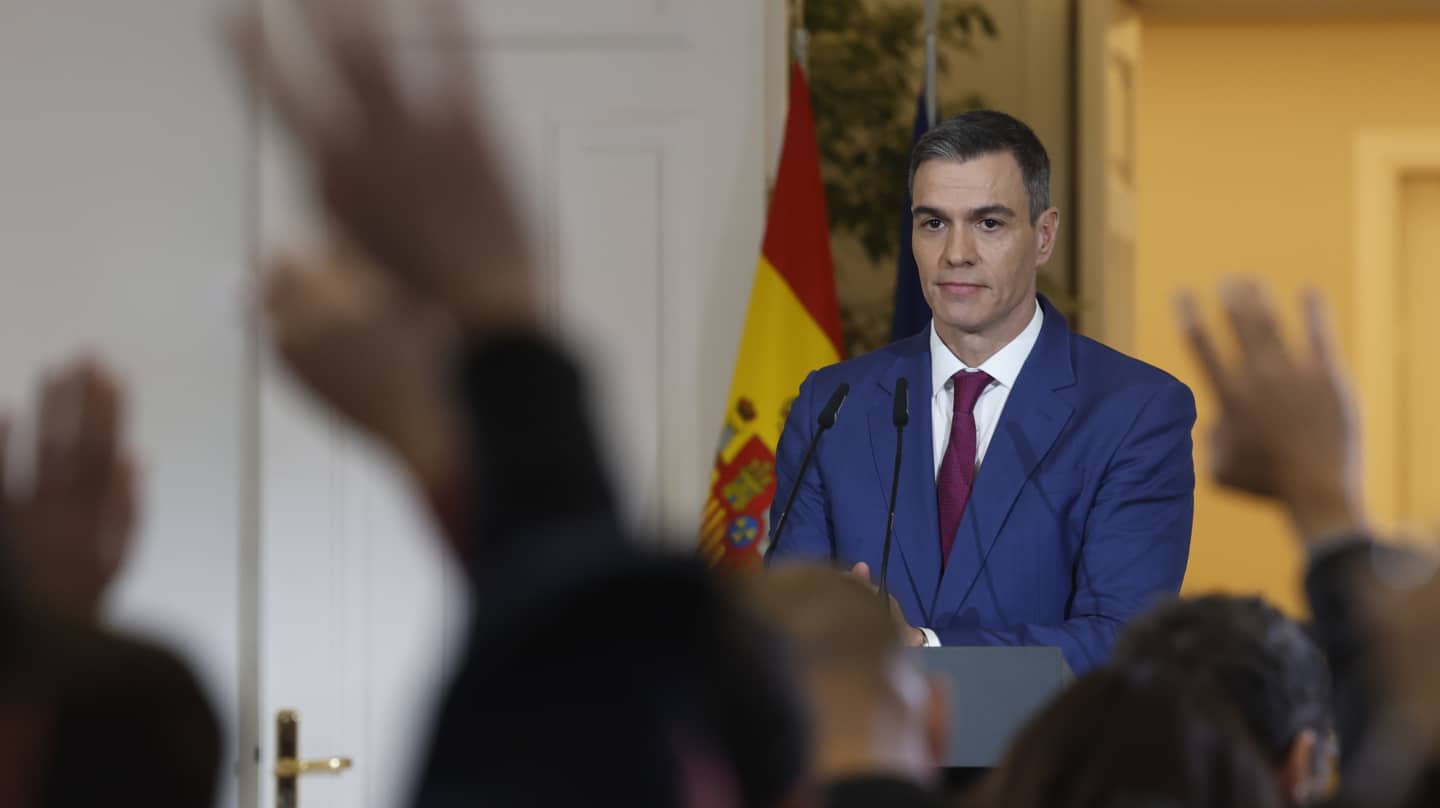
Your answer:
1111;595;1333;804
741;564;948;786
971;669;1285;808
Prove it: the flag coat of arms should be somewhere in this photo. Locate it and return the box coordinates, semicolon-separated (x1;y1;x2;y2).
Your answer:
701;62;844;572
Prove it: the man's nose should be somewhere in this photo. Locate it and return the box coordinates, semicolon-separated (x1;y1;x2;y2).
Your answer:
943;226;977;267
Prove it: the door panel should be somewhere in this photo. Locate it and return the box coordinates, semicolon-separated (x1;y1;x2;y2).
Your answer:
1399;173;1440;529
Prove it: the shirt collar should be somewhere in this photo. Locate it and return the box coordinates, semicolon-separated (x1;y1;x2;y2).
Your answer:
929;299;1044;397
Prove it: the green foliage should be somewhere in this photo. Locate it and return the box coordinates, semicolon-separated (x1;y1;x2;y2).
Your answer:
803;2;1076;357
806;1;998;265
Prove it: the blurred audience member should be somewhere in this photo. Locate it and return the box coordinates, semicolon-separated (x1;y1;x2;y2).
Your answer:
1177;281;1440;808
30;614;221;808
0;535;41;808
0;359;220;808
226;2;812;805
742;565;947;808
1111;595;1333;804
971;670;1285;808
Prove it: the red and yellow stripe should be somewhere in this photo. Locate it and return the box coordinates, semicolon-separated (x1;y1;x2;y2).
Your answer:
701;63;844;572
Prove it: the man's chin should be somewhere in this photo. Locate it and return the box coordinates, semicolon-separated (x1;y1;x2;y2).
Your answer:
933;307;992;336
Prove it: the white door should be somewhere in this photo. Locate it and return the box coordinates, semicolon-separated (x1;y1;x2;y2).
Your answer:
244;2;770;806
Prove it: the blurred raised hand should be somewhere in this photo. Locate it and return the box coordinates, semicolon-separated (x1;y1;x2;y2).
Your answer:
1176;281;1365;541
264;247;463;489
225;0;539;333
0;359;137;620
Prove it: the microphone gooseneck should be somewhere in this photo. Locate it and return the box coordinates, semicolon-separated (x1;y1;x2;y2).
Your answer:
764;382;850;563
879;378;909;601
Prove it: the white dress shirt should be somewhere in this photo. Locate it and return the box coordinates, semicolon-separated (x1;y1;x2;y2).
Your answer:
929;300;1045;477
918;300;1044;647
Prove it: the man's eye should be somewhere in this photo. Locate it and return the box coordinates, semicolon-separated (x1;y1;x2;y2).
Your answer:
979;218;1003;231
921;218;944;231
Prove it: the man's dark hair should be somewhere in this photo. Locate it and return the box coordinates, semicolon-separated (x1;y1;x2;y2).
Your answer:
1110;595;1332;766
907;109;1052;221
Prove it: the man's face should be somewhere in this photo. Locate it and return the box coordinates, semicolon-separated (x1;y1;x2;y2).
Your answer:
911;152;1058;340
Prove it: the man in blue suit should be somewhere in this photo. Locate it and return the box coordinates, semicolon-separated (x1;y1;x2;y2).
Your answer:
769;111;1194;674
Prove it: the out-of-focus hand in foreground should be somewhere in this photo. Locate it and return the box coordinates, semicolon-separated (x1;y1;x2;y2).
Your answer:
225;0;540;335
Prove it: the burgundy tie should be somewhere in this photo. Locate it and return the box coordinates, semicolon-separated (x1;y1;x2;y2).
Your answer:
937;370;993;566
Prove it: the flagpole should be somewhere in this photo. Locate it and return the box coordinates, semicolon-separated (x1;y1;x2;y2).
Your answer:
924;0;938;126
791;0;808;73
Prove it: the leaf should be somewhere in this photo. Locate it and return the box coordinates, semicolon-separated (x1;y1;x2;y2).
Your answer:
805;0;863;32
978;10;999;37
804;0;1014;345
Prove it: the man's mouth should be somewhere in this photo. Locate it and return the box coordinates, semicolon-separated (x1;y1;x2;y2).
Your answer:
938;282;986;295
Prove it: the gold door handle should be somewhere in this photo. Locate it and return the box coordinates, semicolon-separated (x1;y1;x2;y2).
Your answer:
274;756;353;778
275;710;353;808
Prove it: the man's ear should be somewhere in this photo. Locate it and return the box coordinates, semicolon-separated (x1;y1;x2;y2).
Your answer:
1280;728;1331;803
1034;208;1060;267
924;674;951;775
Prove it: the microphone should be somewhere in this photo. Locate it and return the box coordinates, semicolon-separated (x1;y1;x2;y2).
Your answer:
879;378;908;602
765;382;850;563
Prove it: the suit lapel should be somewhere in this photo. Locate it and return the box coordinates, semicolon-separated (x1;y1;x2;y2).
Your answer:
934;296;1077;619
867;335;940;623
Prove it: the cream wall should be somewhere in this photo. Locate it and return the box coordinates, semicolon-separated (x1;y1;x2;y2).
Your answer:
1132;20;1440;611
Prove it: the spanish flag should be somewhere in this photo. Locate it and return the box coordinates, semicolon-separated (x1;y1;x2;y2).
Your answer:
701;62;844;573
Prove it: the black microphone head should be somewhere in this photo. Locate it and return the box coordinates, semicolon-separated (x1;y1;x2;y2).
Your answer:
892;378;909;427
816;383;850;429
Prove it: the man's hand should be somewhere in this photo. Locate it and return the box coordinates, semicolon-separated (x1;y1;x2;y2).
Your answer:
1176;282;1365;541
849;562;926;647
225;0;538;333
0;359;137;619
265;248;464;490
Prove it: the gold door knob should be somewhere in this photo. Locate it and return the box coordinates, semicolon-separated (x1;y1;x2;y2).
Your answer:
275;710;353;808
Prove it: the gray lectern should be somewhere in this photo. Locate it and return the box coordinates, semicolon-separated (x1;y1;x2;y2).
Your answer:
907;646;1074;768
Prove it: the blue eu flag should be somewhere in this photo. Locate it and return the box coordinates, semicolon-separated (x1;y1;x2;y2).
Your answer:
891;92;933;343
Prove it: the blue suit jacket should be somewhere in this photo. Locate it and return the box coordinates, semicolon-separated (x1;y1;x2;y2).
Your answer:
769;296;1195;674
